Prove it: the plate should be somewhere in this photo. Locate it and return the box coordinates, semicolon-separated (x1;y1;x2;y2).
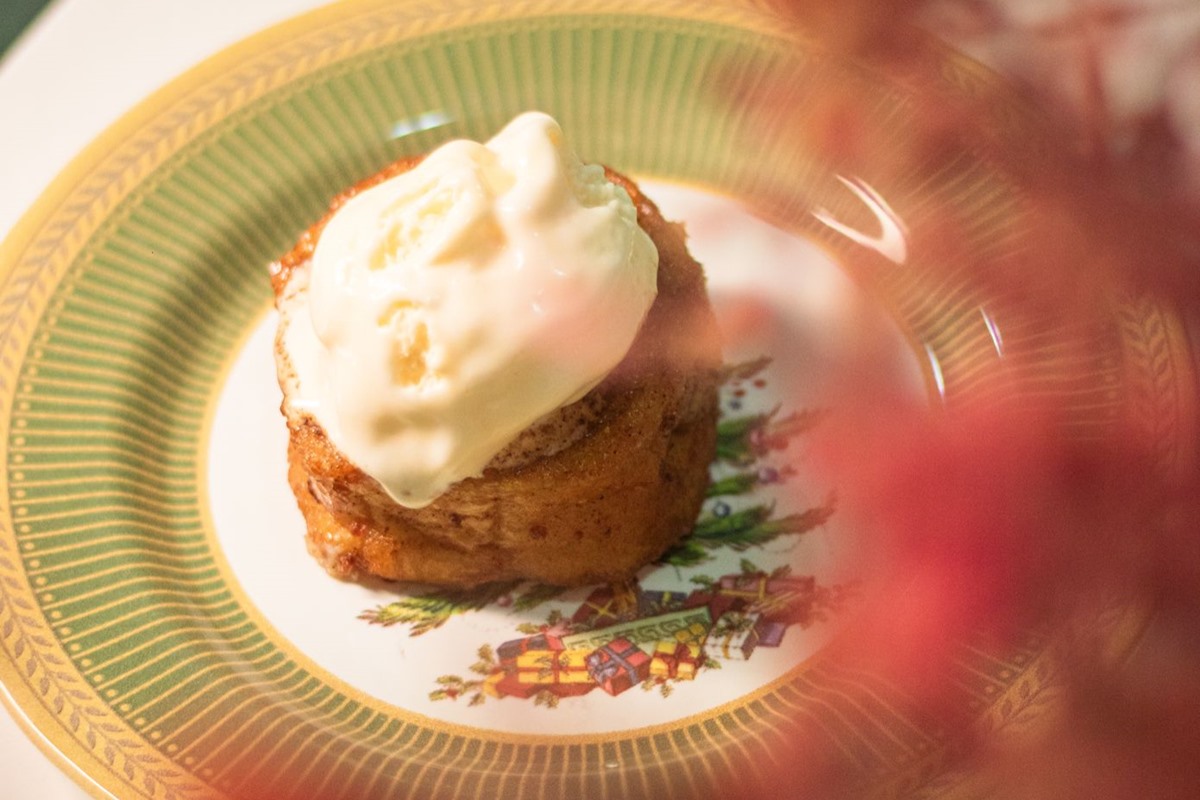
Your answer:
0;1;1193;798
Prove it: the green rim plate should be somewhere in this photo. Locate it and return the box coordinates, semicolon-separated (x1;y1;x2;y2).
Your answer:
0;1;1193;797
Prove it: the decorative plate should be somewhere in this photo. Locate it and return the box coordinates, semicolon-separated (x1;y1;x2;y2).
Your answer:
0;1;1192;798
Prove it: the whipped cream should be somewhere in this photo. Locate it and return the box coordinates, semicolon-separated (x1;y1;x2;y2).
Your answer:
284;112;659;508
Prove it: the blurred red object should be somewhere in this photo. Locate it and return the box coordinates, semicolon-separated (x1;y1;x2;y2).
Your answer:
730;2;1200;798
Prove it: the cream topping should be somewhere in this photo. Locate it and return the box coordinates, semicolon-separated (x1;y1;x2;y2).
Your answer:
284;112;658;507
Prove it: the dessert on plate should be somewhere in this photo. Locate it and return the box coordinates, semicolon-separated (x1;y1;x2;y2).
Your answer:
270;112;721;587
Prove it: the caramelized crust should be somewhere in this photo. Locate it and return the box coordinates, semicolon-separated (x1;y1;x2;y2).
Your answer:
272;163;721;587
